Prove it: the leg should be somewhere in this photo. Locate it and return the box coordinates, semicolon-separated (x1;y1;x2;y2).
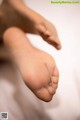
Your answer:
3;27;59;102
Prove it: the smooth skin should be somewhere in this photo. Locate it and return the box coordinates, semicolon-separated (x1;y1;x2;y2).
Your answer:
0;0;61;102
0;0;61;49
3;27;59;102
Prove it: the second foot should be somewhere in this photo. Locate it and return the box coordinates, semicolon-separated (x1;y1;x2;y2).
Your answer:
1;0;61;50
3;27;59;102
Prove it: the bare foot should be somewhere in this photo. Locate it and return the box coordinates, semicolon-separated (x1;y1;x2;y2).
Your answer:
3;27;59;102
1;0;61;50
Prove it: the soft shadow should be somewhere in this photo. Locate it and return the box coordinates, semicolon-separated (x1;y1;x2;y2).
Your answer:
0;61;52;120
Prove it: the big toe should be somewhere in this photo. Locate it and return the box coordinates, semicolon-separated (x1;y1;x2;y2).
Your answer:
34;87;54;102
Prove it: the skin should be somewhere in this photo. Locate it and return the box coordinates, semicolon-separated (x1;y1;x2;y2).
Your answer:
3;27;59;102
0;0;61;49
0;0;61;102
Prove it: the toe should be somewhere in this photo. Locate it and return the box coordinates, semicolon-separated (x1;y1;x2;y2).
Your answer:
51;76;59;84
37;21;61;50
47;85;55;95
38;23;51;38
34;87;53;102
46;36;61;50
51;76;59;93
52;65;59;79
47;79;58;95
